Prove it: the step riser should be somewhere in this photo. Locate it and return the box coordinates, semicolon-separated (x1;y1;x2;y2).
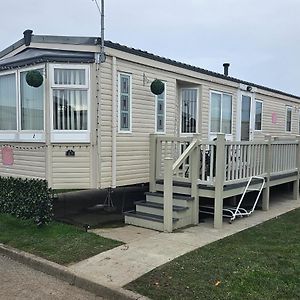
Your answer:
125;215;163;231
125;215;192;231
173;216;194;230
146;195;191;208
136;205;191;219
155;184;191;195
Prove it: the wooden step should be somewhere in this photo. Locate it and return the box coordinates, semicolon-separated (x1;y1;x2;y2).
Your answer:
155;179;191;195
135;200;190;218
124;211;178;231
145;191;194;207
135;200;189;211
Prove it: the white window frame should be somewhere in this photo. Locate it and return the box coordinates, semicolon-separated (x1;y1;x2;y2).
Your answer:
118;72;132;133
50;64;90;143
155;82;167;134
254;100;263;131
0;70;18;137
0;65;46;142
286;105;292;133
180;87;199;136
209;90;233;138
298;109;300;135
19;65;46;141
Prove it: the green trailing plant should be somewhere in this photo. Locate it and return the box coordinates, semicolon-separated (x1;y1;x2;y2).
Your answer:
150;79;165;95
26;70;44;88
0;177;53;225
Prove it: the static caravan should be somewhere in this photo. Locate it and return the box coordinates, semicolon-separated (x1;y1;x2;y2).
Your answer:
1;30;299;231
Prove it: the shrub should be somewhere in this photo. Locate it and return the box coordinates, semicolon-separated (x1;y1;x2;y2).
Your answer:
0;177;53;225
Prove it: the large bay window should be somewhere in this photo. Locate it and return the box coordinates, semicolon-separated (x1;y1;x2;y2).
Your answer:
210;91;232;134
181;88;198;134
0;64;90;143
51;65;90;142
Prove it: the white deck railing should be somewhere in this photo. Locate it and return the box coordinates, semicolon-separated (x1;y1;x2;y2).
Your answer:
271;141;298;175
149;133;300;232
224;142;267;184
150;134;300;190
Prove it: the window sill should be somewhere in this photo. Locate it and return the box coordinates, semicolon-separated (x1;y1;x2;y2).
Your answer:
0;132;45;143
51;131;90;143
118;131;132;134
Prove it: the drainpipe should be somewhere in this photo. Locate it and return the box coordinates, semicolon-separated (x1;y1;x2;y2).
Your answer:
112;56;117;188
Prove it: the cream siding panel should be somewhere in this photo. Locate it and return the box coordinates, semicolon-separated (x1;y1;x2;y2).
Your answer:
0;144;46;179
100;56;246;188
99;57;113;187
51;145;91;189
114;59;177;187
253;92;300;140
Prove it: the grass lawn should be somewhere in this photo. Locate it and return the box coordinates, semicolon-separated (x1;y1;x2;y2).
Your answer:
127;208;300;300
0;213;123;265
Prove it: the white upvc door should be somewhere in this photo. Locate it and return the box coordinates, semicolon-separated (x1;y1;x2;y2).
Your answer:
238;92;255;141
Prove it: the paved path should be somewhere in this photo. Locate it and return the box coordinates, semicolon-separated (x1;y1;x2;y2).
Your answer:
70;193;300;287
0;255;104;300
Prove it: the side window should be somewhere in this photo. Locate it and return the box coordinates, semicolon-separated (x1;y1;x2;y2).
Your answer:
255;100;263;131
298;109;300;135
119;73;131;132
181;88;197;134
20;70;44;130
286;106;292;132
155;83;166;133
210;91;232;134
0;73;17;130
52;67;88;131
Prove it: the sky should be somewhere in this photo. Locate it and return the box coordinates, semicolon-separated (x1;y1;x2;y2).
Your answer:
1;0;300;96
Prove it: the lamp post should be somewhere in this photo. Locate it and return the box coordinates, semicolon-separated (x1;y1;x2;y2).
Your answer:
92;0;106;63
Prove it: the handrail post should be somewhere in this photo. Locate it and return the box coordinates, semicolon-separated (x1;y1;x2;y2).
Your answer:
191;135;200;224
293;135;300;201
149;134;157;192
156;137;163;180
262;135;271;211
214;133;226;229
164;157;173;232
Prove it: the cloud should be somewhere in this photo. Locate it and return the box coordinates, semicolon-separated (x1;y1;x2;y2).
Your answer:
1;0;300;95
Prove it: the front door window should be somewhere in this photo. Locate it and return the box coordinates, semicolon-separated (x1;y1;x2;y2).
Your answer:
181;88;197;134
241;95;251;141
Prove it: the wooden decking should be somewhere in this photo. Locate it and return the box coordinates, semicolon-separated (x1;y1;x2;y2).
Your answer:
147;133;300;231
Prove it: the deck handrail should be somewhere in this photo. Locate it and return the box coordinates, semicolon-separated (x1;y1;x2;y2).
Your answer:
157;136;194;143
172;138;198;173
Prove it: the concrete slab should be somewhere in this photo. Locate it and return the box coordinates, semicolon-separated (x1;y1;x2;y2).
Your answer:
70;192;300;288
91;226;159;244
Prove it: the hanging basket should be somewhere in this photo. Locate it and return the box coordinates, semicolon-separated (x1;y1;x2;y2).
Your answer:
150;79;164;95
26;70;43;88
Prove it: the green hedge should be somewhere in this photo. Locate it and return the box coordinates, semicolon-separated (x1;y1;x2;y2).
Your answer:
0;177;53;225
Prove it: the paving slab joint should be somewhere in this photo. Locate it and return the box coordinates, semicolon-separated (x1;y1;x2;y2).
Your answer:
0;243;148;300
